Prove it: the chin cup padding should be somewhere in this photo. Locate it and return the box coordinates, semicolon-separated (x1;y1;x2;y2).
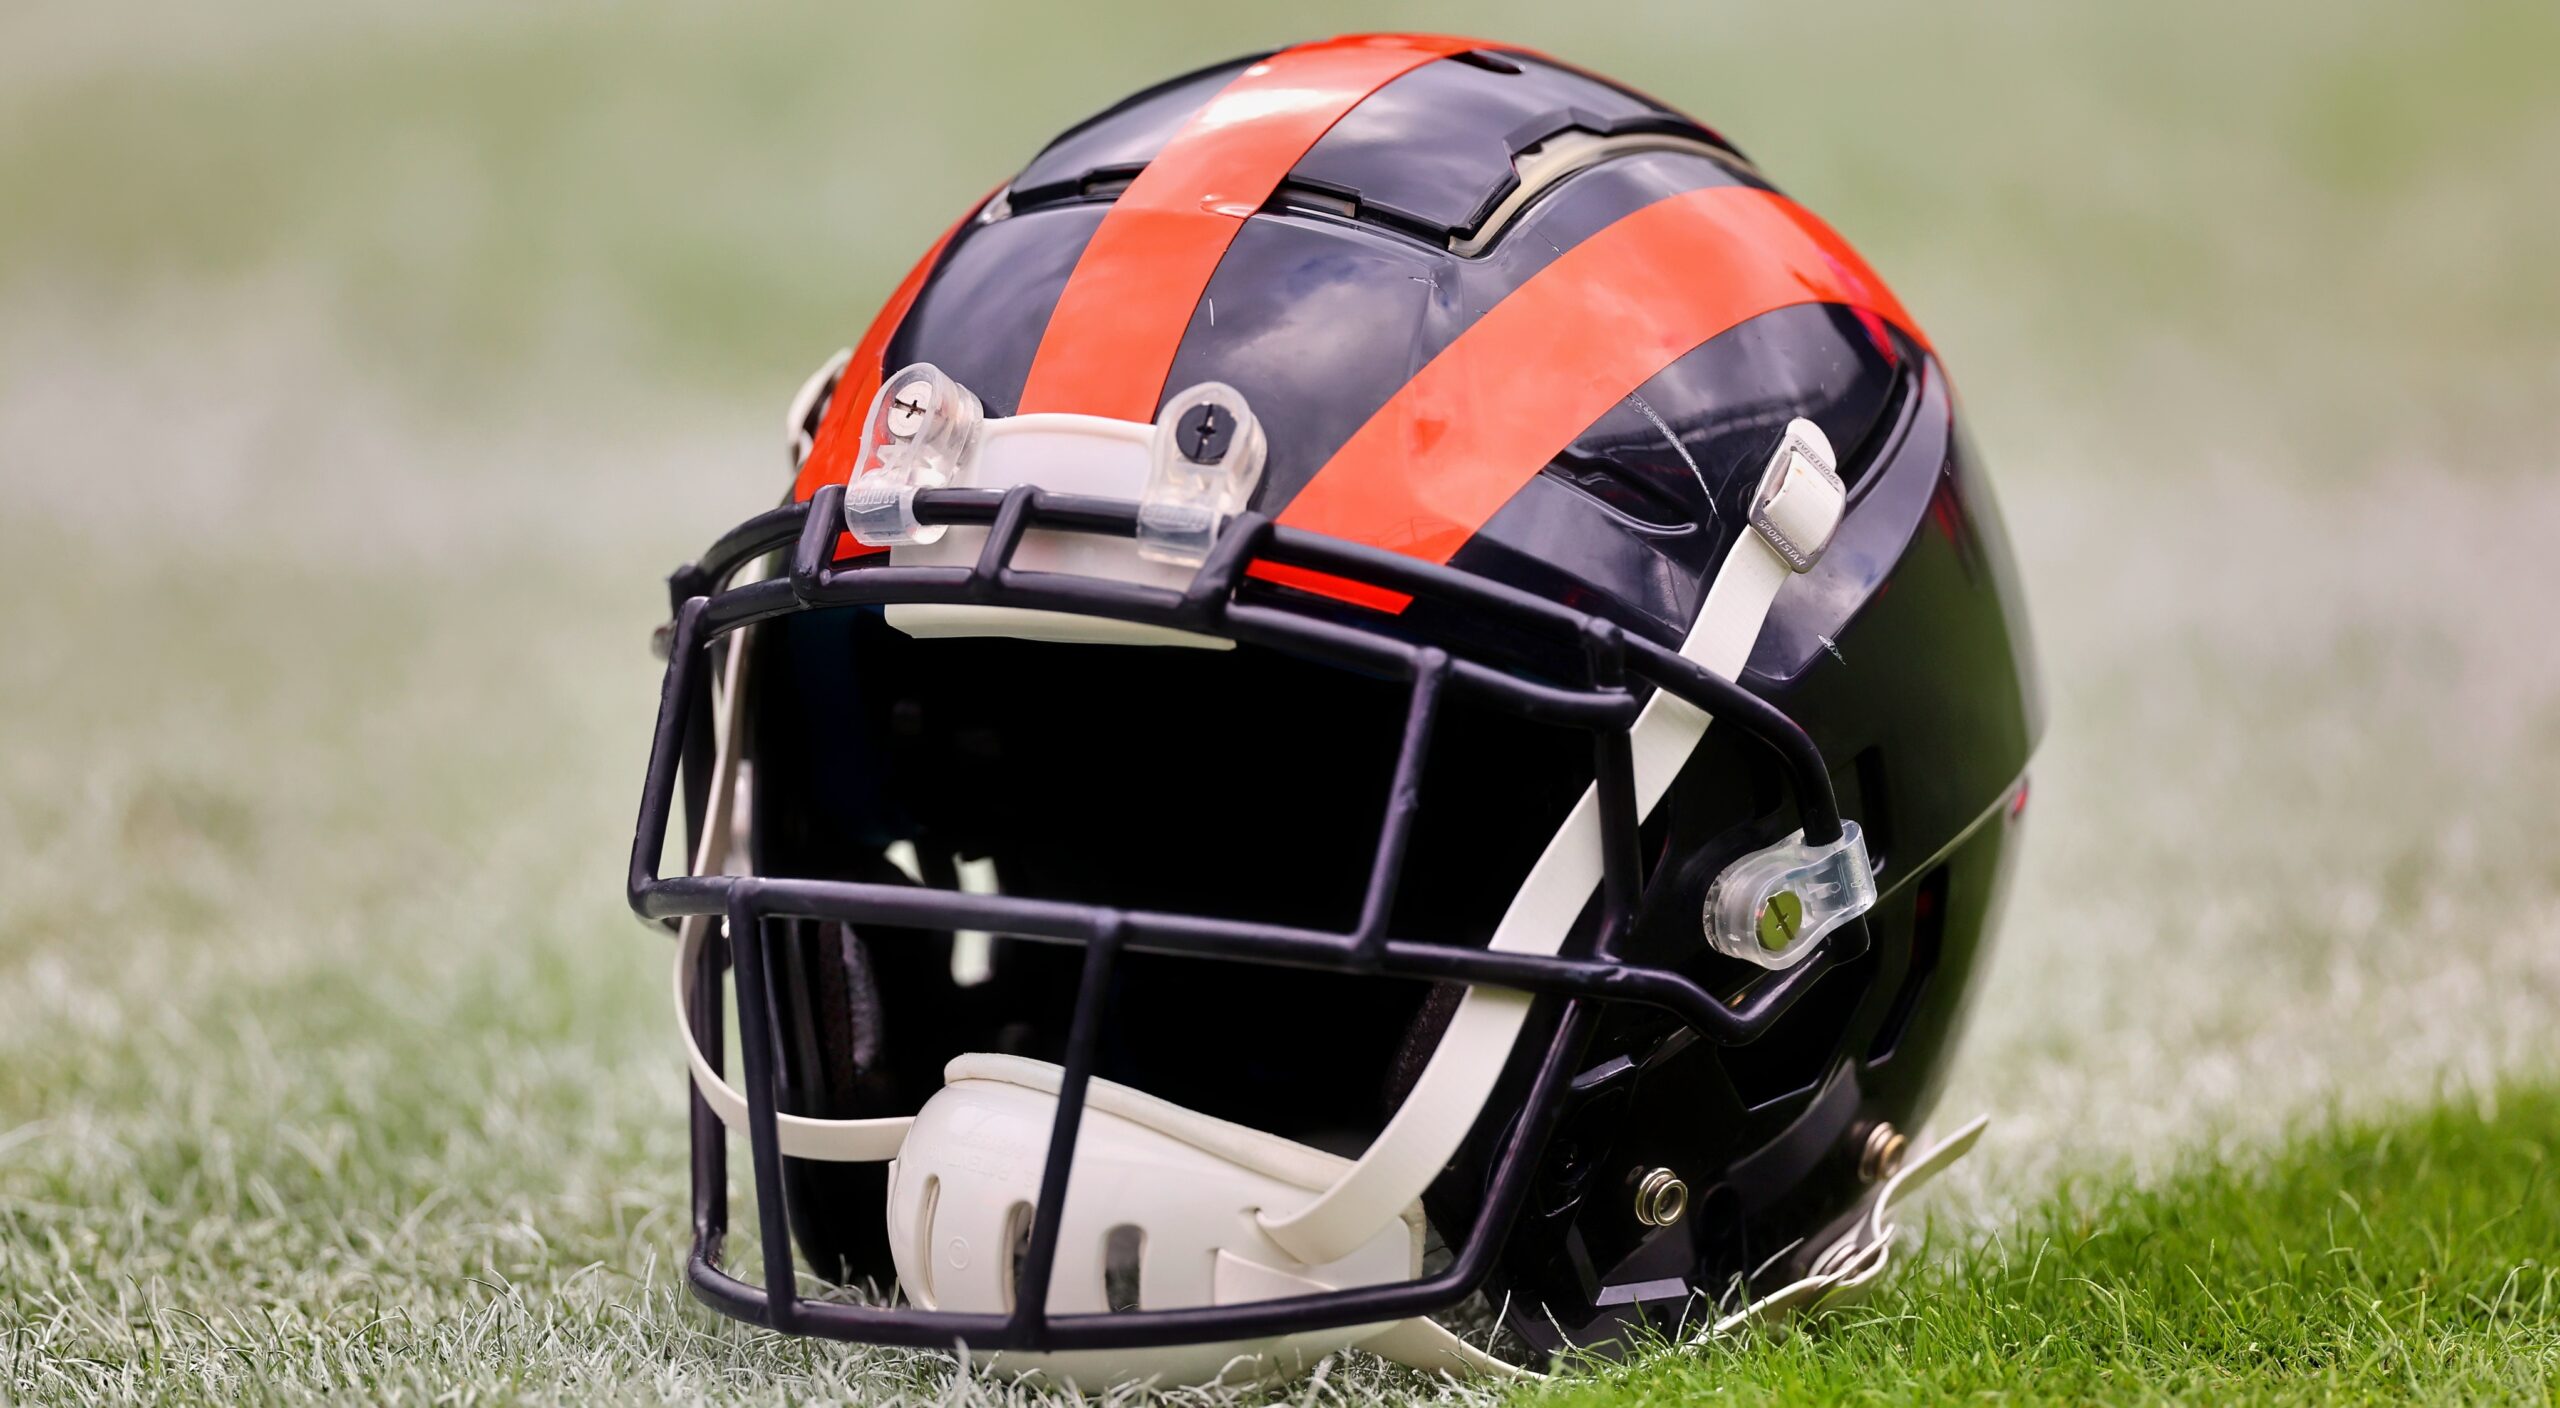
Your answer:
883;1054;1511;1386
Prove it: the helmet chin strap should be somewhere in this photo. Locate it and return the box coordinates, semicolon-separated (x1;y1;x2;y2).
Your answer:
673;612;914;1161
666;421;1968;1384
1258;418;1847;1267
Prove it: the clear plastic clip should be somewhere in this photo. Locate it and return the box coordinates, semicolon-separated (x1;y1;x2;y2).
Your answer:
844;362;984;547
1702;821;1876;970
1138;382;1267;566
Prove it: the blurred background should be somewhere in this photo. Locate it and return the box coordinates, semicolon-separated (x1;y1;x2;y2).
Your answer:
3;1;2555;1399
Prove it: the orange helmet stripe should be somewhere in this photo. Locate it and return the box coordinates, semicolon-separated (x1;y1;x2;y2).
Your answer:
1258;184;1929;610
1015;33;1494;423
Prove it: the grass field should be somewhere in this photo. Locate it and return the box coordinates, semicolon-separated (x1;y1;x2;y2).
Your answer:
3;1;2557;1402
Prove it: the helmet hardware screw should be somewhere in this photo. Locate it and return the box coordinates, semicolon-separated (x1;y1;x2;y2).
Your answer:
887;379;937;438
1632;1167;1689;1227
1756;888;1805;953
1859;1122;1909;1184
1176;402;1232;464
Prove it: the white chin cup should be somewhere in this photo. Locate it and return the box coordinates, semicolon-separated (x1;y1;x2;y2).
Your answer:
881;1054;1506;1387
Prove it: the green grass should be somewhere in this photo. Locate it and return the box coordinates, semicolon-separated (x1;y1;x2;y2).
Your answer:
3;0;2559;1402
1537;1086;2560;1406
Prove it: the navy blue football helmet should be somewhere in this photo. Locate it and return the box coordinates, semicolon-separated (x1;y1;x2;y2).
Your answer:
630;32;2037;1387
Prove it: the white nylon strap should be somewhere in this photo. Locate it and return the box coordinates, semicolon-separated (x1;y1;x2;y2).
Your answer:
675;613;915;1163
1704;1114;1987;1336
1261;433;1834;1267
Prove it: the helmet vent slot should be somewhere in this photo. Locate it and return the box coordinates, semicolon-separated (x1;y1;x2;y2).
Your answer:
1865;863;1949;1065
1445;48;1523;76
1077;167;1140;201
911;1174;942;1307
999;1201;1034;1312
1103;1223;1146;1312
1452;132;1753;257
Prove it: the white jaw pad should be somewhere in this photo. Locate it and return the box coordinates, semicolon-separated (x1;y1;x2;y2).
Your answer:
886;1056;1510;1387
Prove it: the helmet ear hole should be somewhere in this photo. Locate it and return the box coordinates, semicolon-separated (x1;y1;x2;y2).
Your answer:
907;1175;942;1307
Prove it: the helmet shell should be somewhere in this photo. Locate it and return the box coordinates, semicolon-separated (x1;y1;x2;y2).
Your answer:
757;37;2039;1359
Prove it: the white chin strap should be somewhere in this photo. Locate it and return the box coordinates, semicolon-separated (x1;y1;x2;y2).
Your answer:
1255;416;1845;1268
671;420;1966;1386
674;618;913;1160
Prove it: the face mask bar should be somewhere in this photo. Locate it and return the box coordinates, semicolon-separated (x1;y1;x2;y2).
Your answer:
628;480;1868;1354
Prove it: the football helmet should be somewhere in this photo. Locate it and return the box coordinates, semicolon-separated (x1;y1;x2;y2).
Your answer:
629;32;2038;1387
